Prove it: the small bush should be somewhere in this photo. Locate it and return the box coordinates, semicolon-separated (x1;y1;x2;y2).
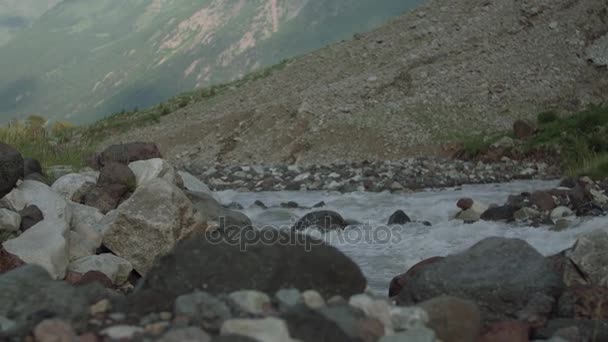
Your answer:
537;111;558;124
159;104;171;116
178;97;190;108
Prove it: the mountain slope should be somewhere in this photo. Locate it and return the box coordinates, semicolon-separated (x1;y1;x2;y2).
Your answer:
0;0;423;124
98;0;608;166
0;0;61;46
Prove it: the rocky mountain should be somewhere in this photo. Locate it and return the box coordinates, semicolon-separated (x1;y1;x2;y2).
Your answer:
0;0;61;46
102;0;608;166
0;0;423;124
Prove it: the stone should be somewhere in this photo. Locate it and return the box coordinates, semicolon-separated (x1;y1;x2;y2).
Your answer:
89;299;112;315
159;327;211;342
456;198;474;210
130;231;366;313
0;316;16;334
480;205;517;221
0;265;108;337
557;286;608;320
2;220;69;279
357;317;385;342
75;270;113;288
531;191;556;211
0;246;24;274
175;291;231;332
514;207;540;221
68;203;103;260
349;294;393;333
513;119;536;140
99;142;162;167
68;254;133;285
97;178;205;274
51;173;96;202
389;257;445;298
534;319;608;341
395;237;564;322
281;309;354;342
228;290;272;315
0;143;24;198
18;205;43;231
33;319;75;342
378;326;436;342
253;200;268;209
551;207;574;222
387;210;411;225
491;136;515;149
302;290;325;309
317;304;365;339
567;230;608;285
292;210;348;231
0;209;21;232
178;171;212;194
129;158;181;187
586;33;608;66
23;157;42;177
24;172;47;184
83;186;122;214
551;219;572;232
455;202;488;223
221;318;296;342
98;162;136;191
100;325;144;340
590;188;608;205
275;289;302;310
2;180;71;223
477;320;530;342
390;306;429;332
185;191;252;230
417;296;482;342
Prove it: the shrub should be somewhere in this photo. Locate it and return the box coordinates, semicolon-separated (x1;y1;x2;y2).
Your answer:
537;111;558;124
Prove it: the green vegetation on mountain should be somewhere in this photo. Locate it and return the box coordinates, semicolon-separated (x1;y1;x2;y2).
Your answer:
0;0;422;124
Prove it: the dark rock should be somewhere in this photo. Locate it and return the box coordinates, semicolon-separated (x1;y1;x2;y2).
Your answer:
23;158;42;177
533;319;608;341
417;296;482;342
0;246;24;274
389;257;444;298
18;205;44;231
129;231;366;314
387;210;411;225
280;201;299;209
480;205;517;221
395;237;564;322
419;221;432;227
317;304;366;340
312;201;326;208
576;202;605;217
292;211;348;231
97;162;136;191
75;271;113;289
281;308;354;342
24;172;47;184
0;265;109;337
99;142;162;167
253;200;267;209
569;185;592;210
559;178;577;189
84;187;122;214
71;182;96;204
513;119;536;140
558;286;608;320
477;320;530;342
0;143;24;198
530;191;556;211
456;198;474;210
186;191;252;230
225;202;244;210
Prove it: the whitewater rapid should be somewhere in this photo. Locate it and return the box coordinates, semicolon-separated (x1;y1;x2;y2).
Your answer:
215;180;608;296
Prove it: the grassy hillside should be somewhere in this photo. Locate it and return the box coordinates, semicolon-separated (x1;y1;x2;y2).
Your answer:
0;0;423;124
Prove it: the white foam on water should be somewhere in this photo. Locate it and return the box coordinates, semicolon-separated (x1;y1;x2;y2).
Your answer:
215;180;608;296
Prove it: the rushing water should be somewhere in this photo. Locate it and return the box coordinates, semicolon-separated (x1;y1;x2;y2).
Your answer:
215;180;608;296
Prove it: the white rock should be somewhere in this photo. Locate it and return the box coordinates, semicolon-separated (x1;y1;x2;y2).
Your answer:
550;206;574;222
228;290;271;315
390;306;429;332
101;325;144;340
590;189;608;205
455;202;488;222
51;173;96;201
0;209;21;232
98;178;205;274
129;158;181;187
350;294;394;334
301;290;325;309
221;318;296;342
294;173;311;182
68;203;104;260
68;254;133;285
178;171;212;194
2;180;72;223
568;230;608;286
2;220;69;279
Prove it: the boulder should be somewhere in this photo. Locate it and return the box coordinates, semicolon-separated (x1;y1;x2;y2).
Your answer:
129;158;182;188
51;173;97;202
84;185;126;214
281;308;355;342
185;191;252;230
97;162;136;191
480;205;517;222
3;180;71;223
557;286;608;320
395;237;564;322
456;198;474;210
178;171;212;194
0;246;24;274
550;207;574;223
97;178;205;274
513;119;536;140
455;202;488;223
567;230;608;285
389;257;445;298
68;254;133;286
387;210;411;225
417;296;482;342
0;209;21;233
68;203;103;260
33;319;76;342
0;143;24;198
292;211;348;231
18;205;43;231
75;270;113;288
514;207;540;221
2;220;70;279
129;230;366;313
530;191;556;211
0;265;108;337
23;157;42;177
99;142;162;167
228;290;272;315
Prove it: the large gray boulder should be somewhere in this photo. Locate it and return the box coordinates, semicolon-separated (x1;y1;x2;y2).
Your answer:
567;230;608;286
395;237;564;322
128;230;366;314
0;265;109;337
2;220;70;279
68;254;133;286
51;173;96;202
1;180;72;223
178;171;212;194
129;158;182;188
185;191;251;230
0;143;23;199
96;178;205;275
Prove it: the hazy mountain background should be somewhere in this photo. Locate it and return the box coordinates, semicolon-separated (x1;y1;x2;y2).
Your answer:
0;0;423;124
0;0;61;45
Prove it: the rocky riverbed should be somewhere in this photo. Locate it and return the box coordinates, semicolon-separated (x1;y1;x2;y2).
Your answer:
1;141;608;341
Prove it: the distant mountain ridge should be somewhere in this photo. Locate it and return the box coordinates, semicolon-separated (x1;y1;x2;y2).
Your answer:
0;0;423;124
0;0;61;45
